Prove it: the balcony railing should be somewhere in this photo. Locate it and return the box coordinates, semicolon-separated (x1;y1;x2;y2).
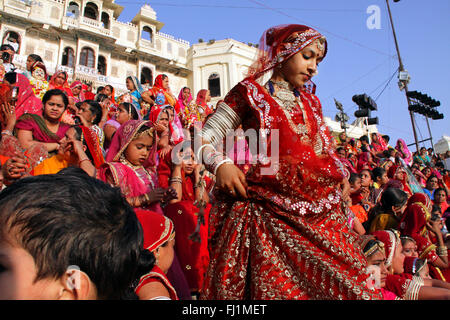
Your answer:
62;15;112;36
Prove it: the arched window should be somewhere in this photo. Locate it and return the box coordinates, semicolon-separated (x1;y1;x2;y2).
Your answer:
208;73;221;98
80;47;95;68
141;26;153;42
62;47;75;67
97;55;107;75
66;2;80;18
2;31;21;53
167;42;172;53
84;2;98;20
140;67;153;86
101;12;110;29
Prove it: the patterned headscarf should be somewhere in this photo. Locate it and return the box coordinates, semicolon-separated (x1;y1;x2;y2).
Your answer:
246;24;327;93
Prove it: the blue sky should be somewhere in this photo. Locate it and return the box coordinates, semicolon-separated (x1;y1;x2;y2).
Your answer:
115;0;449;151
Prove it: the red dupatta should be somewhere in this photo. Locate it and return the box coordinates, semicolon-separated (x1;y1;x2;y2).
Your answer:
79;125;104;168
399;193;439;263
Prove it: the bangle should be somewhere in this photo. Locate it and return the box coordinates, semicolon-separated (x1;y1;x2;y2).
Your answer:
170;177;183;184
437;246;448;257
1;130;12;136
78;158;90;166
213;158;234;175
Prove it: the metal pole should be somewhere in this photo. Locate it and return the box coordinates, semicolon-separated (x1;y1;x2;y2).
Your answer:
424;117;435;153
385;0;420;152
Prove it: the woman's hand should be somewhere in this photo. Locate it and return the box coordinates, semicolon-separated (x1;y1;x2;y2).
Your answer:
163;187;178;203
215;163;248;198
2;156;28;180
147;188;168;203
160;144;172;159
2;102;16;132
340;177;351;203
427;219;443;237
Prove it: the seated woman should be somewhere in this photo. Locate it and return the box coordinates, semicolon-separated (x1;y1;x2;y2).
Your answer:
135;211;178;300
370;229;450;299
16;89;71;156
362;231;450;300
31;125;104;177
158;141;213;297
149;105;184;158
75;99;104;150
103;102;139;151
148;74;177;111
48;71;72;97
365;187;408;233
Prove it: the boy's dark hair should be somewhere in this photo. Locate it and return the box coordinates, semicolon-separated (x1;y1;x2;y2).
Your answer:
0;168;154;299
360;135;369;143
28;54;43;63
83;100;102;125
372;167;386;182
349;172;361;185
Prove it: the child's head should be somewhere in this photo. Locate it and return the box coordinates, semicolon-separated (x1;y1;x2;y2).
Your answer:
0;168;147;299
124;124;155;166
349;172;361;190
360;169;373;187
135;211;175;275
380;187;408;216
400;236;418;258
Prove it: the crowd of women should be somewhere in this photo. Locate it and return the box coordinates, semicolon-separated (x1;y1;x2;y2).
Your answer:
0;23;449;300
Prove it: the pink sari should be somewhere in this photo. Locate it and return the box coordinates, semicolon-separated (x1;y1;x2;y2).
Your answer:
97;119;192;299
97;120;161;213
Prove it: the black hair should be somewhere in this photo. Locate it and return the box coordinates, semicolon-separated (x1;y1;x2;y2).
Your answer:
364;187;408;231
42;89;69;108
349;172;361;185
372;167;386;182
360;135;369;143
27;54;43;63
426;175;438;184
95;93;109;103
96;86;104;94
0;168;154;299
3;72;16;84
72;126;93;162
431;204;441;214
119;102;139;120
0;44;14;51
434;187;448;197
380;187;408;211
382;135;390;143
82;100;102;125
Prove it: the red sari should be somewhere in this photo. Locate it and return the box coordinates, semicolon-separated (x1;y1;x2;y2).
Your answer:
158;153;213;293
200;77;380;299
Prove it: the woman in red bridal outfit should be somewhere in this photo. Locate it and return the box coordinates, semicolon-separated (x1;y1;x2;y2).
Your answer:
195;24;382;300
